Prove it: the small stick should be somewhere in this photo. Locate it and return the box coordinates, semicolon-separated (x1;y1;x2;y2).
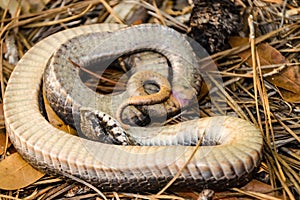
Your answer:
68;58;126;87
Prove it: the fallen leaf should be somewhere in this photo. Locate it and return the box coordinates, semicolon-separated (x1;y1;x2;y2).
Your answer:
266;66;300;102
240;179;279;197
0;0;21;16
229;37;287;66
0;104;11;155
24;0;52;12
0;153;44;190
0;0;51;16
229;36;300;103
211;180;283;200
4;34;19;65
286;8;300;16
42;86;77;135
0;132;11;155
261;0;283;3
175;191;199;200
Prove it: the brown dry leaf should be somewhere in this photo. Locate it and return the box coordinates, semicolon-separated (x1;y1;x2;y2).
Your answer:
285;8;300;16
0;152;44;190
229;36;300;103
43;87;77;135
240;180;281;197
0;0;22;16
212;180;282;200
0;0;50;15
176;180;279;200
0;132;11;155
0;104;11;155
267;66;300;102
261;0;283;3
24;0;51;12
229;37;287;66
175;191;199;200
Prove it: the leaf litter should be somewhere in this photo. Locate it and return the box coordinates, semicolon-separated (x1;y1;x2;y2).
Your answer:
0;0;299;199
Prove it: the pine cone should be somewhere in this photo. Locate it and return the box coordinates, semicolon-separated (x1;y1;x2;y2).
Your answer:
188;0;242;54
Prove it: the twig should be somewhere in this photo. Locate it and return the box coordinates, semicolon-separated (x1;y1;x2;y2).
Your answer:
61;172;107;200
24;4;94;28
68;58;126;87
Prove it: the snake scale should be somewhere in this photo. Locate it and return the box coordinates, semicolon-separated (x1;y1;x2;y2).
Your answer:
3;24;263;191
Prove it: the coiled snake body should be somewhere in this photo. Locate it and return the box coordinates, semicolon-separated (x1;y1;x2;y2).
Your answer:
3;24;263;191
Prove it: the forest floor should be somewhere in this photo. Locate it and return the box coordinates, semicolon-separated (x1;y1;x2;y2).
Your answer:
0;0;299;199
